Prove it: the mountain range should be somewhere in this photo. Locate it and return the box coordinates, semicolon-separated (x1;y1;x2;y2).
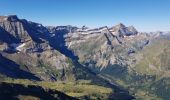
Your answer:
0;15;170;100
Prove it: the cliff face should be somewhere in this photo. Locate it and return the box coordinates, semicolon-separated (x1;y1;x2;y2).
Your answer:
0;15;52;46
0;15;76;81
0;15;31;43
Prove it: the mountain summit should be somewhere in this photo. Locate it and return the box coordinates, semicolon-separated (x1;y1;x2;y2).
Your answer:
110;23;138;37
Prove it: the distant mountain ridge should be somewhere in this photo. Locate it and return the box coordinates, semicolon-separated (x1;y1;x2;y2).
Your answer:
0;15;170;99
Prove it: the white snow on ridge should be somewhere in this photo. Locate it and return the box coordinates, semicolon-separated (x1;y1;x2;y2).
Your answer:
16;43;26;51
75;26;108;35
11;43;26;51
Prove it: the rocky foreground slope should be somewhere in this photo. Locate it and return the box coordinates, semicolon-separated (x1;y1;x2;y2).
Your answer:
0;15;170;99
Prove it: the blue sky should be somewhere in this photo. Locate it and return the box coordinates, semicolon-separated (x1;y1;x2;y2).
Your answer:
0;0;170;32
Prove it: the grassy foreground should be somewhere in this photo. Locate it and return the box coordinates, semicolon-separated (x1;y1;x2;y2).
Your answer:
2;79;113;99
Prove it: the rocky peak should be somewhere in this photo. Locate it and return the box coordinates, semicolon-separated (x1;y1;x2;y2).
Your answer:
0;15;19;22
7;15;19;22
110;23;138;37
115;23;126;29
110;23;126;32
0;15;50;44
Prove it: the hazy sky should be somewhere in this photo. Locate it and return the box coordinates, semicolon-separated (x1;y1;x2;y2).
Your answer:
0;0;170;32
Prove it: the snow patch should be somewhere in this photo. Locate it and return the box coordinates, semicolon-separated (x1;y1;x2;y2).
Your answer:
11;43;26;51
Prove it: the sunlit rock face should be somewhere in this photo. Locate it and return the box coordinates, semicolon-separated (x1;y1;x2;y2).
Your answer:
0;15;77;81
